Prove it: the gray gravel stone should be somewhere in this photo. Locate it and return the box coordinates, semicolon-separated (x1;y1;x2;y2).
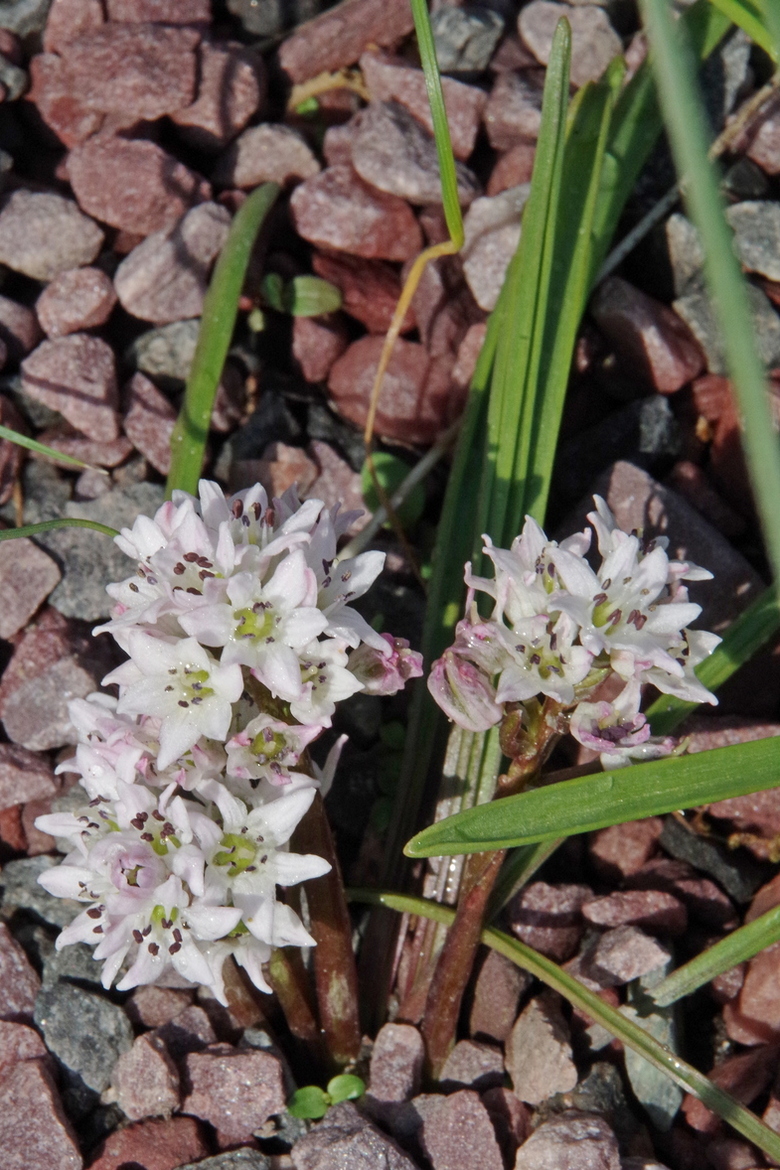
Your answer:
227;0;320;37
128;319;200;388
659;815;763;903
351;101;480;206
175;1151;271;1169
673;283;780;374
622;960;682;1133
0;190;103;282
37;481;164;620
34;982;133;1094
431;5;504;74
0;0;52;35
28;926;103;989
727;200;780;282
0;855;80;927
665;213;705;298
0;53;27;100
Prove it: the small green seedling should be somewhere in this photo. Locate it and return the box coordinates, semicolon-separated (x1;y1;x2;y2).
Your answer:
361;451;425;530
260;273;342;316
288;1074;365;1119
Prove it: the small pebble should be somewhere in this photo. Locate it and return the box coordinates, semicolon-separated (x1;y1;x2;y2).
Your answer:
214;123;320;189
0;190;103;281
21;334;119;442
36;267;117;339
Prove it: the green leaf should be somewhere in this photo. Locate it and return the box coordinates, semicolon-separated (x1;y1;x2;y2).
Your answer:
348;887;780;1163
327;1074;365;1104
408;0;463;247
0;425;109;474
287;275;342;316
261;272;285;312
640;0;780;593
405;736;780;857
707;0;777;58
0;518;118;541
652;903;780;1007
166;182;279;497
361;452;425;529
288;1086;330;1119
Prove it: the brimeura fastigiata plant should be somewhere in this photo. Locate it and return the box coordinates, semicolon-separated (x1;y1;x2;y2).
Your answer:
33;480;421;1004
428;495;720;783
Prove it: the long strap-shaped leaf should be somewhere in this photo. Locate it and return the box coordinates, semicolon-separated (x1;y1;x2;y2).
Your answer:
166;183;279;496
350;888;780;1163
707;0;777;58
406;736;780;856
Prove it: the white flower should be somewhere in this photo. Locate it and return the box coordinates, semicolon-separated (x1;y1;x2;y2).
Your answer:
105;631;244;768
226;713;321;788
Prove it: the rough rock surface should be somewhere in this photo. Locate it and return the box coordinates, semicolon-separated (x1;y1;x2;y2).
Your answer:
508;881;592;961
505;992;578;1105
215;123;320;188
278;0;415;83
0;1059;82;1170
112;1032;181;1121
21;333;119;442
182;1043;286;1142
368;1022;425;1102
114;202;230;324
0;190;103;281
291;1101;419;1170
36;267;117;338
0;921;41;1022
417;1089;505;1170
0;539;61;640
519;1;622;88
514;1110;621;1169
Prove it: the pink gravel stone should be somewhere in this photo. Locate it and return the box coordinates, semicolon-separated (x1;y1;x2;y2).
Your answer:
88;1116;209;1170
304;439;365;525
519;1;623;88
155;1004;217;1062
588;818;664;880
505;991;578;1106
666;460;746;540
171;41;266;150
0;295;41;361
323;120;358;167
488;144;536;195
21;334;119;442
254;442;318;499
313;250;415;334
278;0;414;84
36;267;117;338
627;857;737;930
418;1089;504;1170
481;1087;530;1162
724;941;780;1045
682;1046;777;1133
68;136;211;237
0;744;58;812
123;372;176;474
452;321;487;391
113;201;230;323
0;1019;49;1076
484;71;544;150
514;1110;621;1170
469;947;530;1044
63;23;199;119
293;1100;419;1170
112;1032;181;1121
215;122;319;188
292;314;349;383
0;607;113;751
407;254;478;359
126;985;195;1029
508;881;592;962
43;0;104;54
182;1042;285;1143
34;426;132;469
0;1059;81;1170
105;0;211;21
369;1023;425;1103
0;542;60;645
578;926;672;988
746;96;780;176
582;889;687;935
440;1039;504;1091
290;165;423;262
591;275;704;394
328;334;459;445
0;191;103;282
360;49;486;161
0;922;40;1023
28;53;104;148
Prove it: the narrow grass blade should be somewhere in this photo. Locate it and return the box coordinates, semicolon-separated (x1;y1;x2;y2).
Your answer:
707;0;776;58
405;736;780;856
166;183;279;496
349;888;780;1162
652;904;780;1007
641;0;780;590
0;518;118;541
0;426;108;474
408;0;463;247
647;586;780;735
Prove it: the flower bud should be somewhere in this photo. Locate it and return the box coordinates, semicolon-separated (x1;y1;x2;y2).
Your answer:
427;650;503;732
348;634;423;696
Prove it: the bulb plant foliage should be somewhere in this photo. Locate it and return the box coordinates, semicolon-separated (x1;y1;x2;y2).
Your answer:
35;481;422;1003
428;497;719;777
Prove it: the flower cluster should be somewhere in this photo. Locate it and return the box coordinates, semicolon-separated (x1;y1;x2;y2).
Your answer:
428;497;719;769
36;481;422;1003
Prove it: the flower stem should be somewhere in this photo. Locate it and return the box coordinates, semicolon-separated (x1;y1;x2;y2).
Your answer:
420;847;505;1077
292;791;361;1067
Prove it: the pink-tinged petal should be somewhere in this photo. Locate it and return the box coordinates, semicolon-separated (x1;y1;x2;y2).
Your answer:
428;652;503;732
